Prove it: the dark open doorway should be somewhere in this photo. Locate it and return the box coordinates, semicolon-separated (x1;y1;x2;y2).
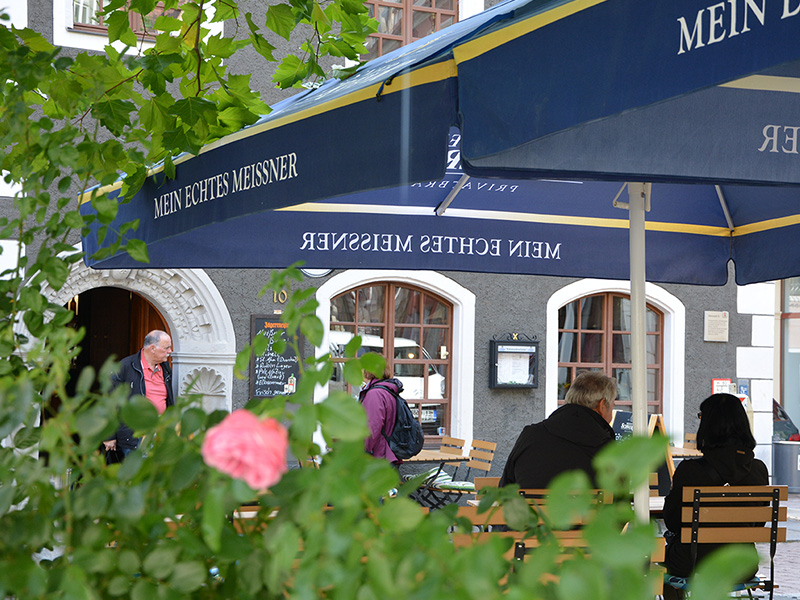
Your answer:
63;287;171;399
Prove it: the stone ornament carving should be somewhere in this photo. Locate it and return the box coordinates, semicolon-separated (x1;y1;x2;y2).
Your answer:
181;367;227;412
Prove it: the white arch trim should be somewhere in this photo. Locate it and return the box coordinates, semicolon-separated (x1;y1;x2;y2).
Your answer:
546;279;686;444
315;270;476;440
37;248;237;412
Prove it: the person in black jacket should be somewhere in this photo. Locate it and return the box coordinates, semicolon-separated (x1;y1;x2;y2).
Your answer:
102;330;175;461
662;393;768;584
499;371;617;488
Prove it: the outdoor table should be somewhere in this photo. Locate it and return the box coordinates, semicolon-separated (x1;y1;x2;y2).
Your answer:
403;449;461;464
669;447;702;459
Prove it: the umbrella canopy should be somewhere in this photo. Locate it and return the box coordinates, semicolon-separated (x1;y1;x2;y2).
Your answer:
82;128;800;286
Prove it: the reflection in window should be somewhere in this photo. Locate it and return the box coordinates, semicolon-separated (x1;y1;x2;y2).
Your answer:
71;0;182;38
364;0;458;58
558;293;663;413
331;283;452;437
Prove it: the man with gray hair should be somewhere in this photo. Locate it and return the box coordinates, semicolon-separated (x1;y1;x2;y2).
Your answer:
103;330;174;462
499;371;617;488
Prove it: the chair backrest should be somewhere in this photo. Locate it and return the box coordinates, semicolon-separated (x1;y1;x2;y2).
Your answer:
678;485;788;545
684;432;697;449
439;436;467;466
465;438;496;473
474;476;501;491
679;484;788;594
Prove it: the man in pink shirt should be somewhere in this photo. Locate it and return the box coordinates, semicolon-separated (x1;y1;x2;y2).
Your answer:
103;330;174;461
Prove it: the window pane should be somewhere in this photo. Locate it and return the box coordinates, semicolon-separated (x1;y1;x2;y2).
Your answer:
382;38;403;53
395;363;424;398
439;14;454;28
580;296;604;330
646;307;660;332
417;403;445;435
612;333;630;364
140;3;182;31
580;333;603;363
785;277;800;312
647;368;658;406
358;286;384;322
423;328;446;360
614;368;631;404
364;36;379;60
413;0;432;6
412;10;436;38
646;334;659;364
329;326;355;358
423;295;449;324
393;328;420;360
378;6;403;35
431;363;447;399
74;0;99;24
558;367;572;400
436;0;454;10
613;296;631;331
559;301;577;329
358;326;385;354
558;331;577;363
394;287;420;323
331;291;356;323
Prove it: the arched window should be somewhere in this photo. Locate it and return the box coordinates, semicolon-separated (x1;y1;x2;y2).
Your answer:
330;283;453;437
558;292;664;413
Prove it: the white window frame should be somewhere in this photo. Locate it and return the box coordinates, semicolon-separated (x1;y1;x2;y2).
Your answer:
546;279;686;444
54;0;223;52
316;270;475;440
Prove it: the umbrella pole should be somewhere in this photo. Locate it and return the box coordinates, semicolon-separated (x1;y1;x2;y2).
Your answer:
627;182;650;523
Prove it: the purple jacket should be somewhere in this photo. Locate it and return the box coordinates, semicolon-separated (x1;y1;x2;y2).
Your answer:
359;378;401;463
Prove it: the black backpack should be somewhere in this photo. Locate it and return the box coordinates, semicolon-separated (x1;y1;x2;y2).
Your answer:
373;383;425;460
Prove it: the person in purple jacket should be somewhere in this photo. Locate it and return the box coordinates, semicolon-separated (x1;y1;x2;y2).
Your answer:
358;353;402;465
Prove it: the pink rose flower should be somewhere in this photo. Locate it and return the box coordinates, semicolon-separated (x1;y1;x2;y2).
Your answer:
202;410;288;490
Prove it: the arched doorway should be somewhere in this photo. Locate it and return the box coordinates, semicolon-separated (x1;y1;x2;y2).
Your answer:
64;287;171;397
32;252;237;413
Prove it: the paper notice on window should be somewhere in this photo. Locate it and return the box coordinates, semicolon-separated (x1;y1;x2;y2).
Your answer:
497;352;531;385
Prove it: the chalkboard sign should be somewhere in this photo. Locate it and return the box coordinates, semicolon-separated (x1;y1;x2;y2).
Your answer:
250;316;301;398
610;410;674;494
611;410;634;441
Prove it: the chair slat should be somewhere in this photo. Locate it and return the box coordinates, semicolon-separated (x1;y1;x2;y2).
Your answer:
680;526;787;544
474;476;500;491
681;485;788;502
680;505;787;523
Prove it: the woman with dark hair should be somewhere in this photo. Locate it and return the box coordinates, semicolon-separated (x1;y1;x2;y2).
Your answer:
662;393;768;584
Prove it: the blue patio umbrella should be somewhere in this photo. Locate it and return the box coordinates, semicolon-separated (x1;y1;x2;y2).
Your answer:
81;0;800;519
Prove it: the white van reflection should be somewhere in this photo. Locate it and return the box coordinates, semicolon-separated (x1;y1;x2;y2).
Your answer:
328;331;445;400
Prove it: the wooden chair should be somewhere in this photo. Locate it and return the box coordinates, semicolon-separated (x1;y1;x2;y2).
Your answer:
683;433;697;449
420;438;497;509
518;488;612;525
663;485;788;600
